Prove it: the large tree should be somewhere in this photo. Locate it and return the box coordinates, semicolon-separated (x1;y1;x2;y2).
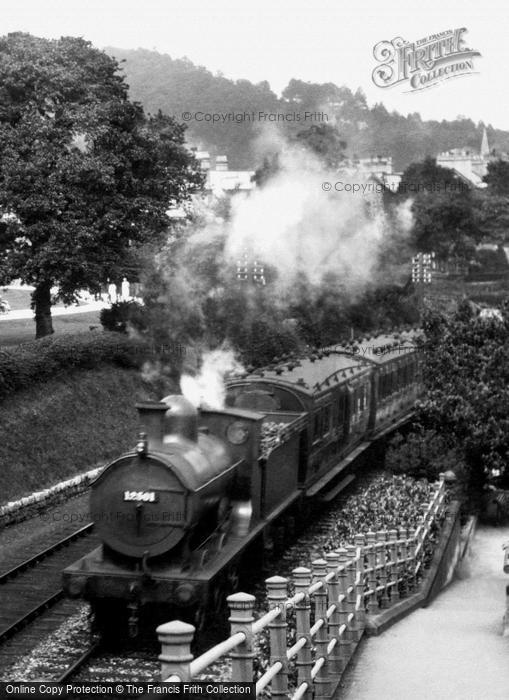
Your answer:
483;159;509;195
397;157;480;260
418;301;509;488
294;124;347;170
0;33;202;337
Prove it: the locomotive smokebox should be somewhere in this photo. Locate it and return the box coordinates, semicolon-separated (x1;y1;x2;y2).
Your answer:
89;394;237;559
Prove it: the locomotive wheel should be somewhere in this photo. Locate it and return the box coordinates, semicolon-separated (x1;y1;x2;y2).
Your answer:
91;599;128;642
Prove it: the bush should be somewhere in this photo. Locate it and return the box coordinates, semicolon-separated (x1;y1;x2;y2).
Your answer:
385;428;465;481
0;332;148;401
100;301;144;333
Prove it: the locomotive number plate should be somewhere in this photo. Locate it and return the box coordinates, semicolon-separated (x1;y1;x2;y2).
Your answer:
123;490;157;502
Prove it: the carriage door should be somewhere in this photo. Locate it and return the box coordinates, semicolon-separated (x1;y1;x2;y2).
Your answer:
298;430;308;483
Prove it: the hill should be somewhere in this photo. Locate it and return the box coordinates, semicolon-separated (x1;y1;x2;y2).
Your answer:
105;47;509;171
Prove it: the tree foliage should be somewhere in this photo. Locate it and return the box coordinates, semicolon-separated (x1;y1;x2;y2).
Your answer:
483;159;509;195
397;157;481;260
0;33;202;337
386;428;465;481
294;124;347;170
417;301;509;487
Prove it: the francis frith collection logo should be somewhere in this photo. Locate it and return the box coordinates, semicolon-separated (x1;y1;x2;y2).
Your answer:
372;28;481;92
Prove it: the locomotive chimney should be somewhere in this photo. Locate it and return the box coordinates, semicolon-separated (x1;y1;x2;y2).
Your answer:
135;396;198;447
161;394;198;442
135;402;168;446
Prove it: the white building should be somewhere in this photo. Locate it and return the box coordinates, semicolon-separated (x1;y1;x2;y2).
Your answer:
436;128;492;188
350;155;402;191
194;151;255;196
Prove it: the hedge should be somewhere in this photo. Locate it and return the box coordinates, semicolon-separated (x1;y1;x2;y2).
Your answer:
0;332;148;401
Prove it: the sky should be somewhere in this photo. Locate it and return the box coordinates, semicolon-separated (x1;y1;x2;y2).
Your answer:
3;0;509;129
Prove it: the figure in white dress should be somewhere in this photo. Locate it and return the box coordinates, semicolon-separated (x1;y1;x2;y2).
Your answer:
108;281;117;304
121;277;130;301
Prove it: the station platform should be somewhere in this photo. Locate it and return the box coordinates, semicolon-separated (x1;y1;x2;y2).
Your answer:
337;526;509;700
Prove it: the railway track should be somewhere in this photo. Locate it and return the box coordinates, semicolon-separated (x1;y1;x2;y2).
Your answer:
0;524;97;647
55;640;102;684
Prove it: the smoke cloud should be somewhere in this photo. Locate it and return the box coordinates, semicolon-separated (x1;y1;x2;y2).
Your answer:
223;144;389;294
180;345;244;409
141;130;415;395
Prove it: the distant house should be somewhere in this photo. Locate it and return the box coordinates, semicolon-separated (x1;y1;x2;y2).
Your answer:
436;128;495;188
194;151;255;196
166;151;256;222
350;155;402;192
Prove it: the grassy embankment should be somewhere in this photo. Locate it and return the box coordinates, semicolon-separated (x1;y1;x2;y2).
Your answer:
0;332;159;504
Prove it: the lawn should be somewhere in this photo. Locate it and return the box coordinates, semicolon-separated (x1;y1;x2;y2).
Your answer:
0;287;91;311
0;311;102;347
0;288;32;310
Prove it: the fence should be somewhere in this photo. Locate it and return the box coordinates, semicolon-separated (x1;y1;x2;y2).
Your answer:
156;476;447;699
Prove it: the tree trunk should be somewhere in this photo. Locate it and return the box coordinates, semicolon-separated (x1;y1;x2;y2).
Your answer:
33;281;54;338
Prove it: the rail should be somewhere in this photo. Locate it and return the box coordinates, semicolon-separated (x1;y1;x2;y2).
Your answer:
156;476;447;699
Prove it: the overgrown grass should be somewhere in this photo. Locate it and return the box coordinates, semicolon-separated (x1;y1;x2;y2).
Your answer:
0;366;159;504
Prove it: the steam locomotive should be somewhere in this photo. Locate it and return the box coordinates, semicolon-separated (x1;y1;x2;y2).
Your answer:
63;330;422;634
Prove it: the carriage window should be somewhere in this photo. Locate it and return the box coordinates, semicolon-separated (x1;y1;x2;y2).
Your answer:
313;413;320;440
339;394;345;424
389;366;395;394
359;386;364;412
323;406;331;435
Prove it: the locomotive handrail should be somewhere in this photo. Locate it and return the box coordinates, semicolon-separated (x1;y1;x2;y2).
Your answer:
157;475;448;699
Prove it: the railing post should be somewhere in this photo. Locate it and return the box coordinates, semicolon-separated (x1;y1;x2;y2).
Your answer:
325;552;341;679
346;546;361;642
366;532;378;614
156;620;194;681
422;502;431;534
337;548;351;669
293;567;313;700
406;529;416;592
377;531;389;608
398;527;408;598
266;575;289;698
312;558;330;699
421;503;432;571
228;592;256;682
354;535;366;632
388;529;400;603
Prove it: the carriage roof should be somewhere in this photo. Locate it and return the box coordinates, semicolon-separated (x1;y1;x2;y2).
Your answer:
228;329;422;396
